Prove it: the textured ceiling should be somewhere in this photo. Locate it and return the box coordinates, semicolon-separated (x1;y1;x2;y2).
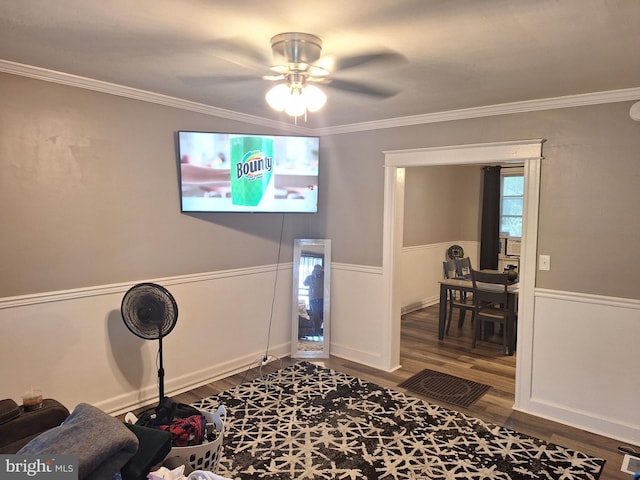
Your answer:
1;0;639;129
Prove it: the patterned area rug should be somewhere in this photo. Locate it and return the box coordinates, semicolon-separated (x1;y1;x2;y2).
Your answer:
193;362;605;480
399;369;491;408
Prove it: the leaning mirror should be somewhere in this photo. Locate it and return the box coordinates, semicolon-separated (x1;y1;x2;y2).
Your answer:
291;239;331;358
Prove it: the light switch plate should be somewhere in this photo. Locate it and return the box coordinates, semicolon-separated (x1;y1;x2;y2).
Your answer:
539;254;551;271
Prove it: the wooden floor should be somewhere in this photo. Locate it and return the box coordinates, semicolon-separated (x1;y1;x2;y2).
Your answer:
166;304;632;479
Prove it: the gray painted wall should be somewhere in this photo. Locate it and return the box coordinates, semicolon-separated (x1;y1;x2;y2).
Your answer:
0;73;321;296
322;104;639;299
403;165;482;247
2;72;639;299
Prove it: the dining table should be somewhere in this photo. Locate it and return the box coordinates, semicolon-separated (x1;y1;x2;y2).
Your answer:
438;275;519;355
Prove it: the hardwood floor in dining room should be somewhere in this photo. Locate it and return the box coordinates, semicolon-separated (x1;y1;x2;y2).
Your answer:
170;304;632;480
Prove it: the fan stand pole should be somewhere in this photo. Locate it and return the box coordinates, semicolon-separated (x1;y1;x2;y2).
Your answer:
158;332;165;402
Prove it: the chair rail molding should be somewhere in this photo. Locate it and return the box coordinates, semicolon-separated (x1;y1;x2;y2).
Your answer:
0;264;292;309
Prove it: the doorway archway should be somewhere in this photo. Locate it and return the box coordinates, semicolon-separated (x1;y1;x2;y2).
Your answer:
382;139;544;409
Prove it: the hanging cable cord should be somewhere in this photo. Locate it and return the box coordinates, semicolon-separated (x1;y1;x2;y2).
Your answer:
231;214;286;397
262;213;285;365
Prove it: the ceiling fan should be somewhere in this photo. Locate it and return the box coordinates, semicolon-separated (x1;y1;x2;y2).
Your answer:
265;32;328;82
181;32;404;119
262;32;403;118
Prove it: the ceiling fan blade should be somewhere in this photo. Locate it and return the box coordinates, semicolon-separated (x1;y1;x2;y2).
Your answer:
177;74;258;86
262;74;285;81
203;37;270;66
307;65;330;77
307;76;330;84
324;78;400;98
333;51;406;71
269;65;292;74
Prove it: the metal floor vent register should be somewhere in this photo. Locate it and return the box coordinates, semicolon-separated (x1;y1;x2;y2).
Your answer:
399;369;490;408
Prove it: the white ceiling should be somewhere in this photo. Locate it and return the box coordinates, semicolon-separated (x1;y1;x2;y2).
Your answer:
1;0;639;130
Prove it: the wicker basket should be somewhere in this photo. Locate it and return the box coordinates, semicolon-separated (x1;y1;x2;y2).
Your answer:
166;405;226;472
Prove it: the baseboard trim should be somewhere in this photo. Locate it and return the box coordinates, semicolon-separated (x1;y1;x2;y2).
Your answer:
330;342;385;370
514;398;639;446
102;341;291;416
401;297;439;315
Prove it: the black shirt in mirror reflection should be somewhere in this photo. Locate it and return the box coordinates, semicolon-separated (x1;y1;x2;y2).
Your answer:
304;264;324;335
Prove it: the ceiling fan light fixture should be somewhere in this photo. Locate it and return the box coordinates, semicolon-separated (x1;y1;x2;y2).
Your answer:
284;87;307;117
266;83;327;117
302;84;327;112
265;83;290;111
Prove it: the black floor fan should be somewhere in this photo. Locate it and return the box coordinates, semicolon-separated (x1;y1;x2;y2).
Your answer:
121;282;178;406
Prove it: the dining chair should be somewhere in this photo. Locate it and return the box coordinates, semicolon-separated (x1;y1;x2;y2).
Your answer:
442;260;474;334
454;257;472;279
470;269;515;354
442;259;457;281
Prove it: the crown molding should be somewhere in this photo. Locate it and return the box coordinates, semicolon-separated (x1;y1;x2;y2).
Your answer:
0;59;313;134
2;59;639;136
316;87;640;136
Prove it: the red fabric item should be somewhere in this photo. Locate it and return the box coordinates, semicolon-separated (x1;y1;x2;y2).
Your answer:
160;414;205;447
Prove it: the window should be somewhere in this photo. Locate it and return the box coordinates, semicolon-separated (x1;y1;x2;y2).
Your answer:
500;171;524;238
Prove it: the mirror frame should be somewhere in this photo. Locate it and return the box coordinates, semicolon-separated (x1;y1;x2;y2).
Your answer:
291;239;331;358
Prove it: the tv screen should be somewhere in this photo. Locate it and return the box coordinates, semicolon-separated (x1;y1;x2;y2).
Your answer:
177;131;320;213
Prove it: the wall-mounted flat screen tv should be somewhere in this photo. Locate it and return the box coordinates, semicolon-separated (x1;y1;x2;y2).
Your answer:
177;131;320;213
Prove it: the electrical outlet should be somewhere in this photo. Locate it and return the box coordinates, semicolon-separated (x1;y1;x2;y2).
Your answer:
539;254;551;271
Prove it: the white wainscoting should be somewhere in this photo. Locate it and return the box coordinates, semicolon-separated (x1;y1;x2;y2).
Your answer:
400;241;479;313
330;263;386;369
4;265;636;444
516;289;640;444
0;265;294;415
0;262;390;415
